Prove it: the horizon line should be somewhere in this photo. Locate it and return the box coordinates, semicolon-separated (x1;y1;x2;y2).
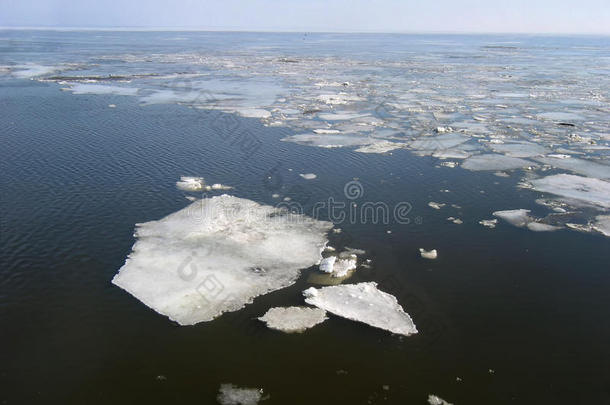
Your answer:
1;25;609;37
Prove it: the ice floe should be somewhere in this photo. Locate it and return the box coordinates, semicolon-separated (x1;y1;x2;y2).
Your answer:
462;154;532;171
258;306;327;333
176;176;206;191
299;173;317;180
112;195;332;325
217;384;265;405
528;174;610;209
493;209;533;227
303;282;418;336
428;202;446;210
479;219;498;228
419;248;438;259
65;83;139;96
428;394;453;405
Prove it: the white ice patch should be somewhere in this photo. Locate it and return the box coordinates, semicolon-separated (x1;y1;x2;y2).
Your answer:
303;282;418;336
409;133;470;151
66;83;139;96
217;384;264;405
318;255;357;278
258;306;327;333
428;202;446;210
12;64;62;78
112;195;332;325
419;248;438;259
176;176;206;191
534;157;610;180
528;174;610;209
428;394;453;405
462;154;532;171
592;215;610;237
526;222;562;232
236;108;271;119
490;142;549;158
479;219;498;228
493;209;533;228
355;141;408;154
299;173;317;180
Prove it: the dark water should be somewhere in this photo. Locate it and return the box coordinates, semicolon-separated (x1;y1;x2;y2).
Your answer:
1;32;609;405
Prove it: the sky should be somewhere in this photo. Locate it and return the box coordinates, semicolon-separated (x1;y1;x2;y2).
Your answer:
0;0;608;34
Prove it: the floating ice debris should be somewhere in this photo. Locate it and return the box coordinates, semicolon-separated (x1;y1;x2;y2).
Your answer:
419;248;438;259
428;202;446;210
537;112;584;121
299;173;317;180
447;217;463;224
428;394;453;405
528;174;610;209
462;154;532;171
433;150;471;159
526;222;562;232
440;161;458;168
66;83;139;96
112;195;332;325
479;219;498;228
313;128;341;134
12;64;63;78
534;157;610;179
493;209;533;228
208;183;233;191
303;282;418;336
217;384;264;405
592;215;610;237
316;93;363;105
409;133;469;151
319;255;357;278
490;142;549;158
176;176;205;191
271;194;280;199
258;306;327;333
235;108;271;118
494;171;510;178
355;141;408;154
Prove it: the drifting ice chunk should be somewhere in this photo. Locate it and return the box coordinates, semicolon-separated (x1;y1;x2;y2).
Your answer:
526;222;562;232
176;176;206;191
299;173;317;180
319;255;357;277
428;202;446;210
258;306;327;333
112;195;332;325
479;219;498;228
493;209;532;228
419;248;438;259
462;154;532;171
428;394;453;405
355;141;408;154
66;83;139;96
217;384;264;405
534;157;610;180
303;282;418;336
528;174;610;209
592;215;610;237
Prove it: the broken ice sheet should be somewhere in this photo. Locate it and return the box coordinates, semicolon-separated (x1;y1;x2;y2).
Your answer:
428;394;453;405
217;384;265;405
112;195;332;325
258;306;327;333
462;154;533;171
303;282;418;336
527;174;610;209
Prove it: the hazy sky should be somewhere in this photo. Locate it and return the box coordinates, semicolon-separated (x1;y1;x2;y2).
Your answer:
1;0;608;34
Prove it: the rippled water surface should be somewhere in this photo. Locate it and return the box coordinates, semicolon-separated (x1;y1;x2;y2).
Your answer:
1;31;609;404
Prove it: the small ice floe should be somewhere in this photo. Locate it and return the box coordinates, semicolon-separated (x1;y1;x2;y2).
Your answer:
313;128;341;134
428;394;453;405
108;104;116;108
528;174;610;209
440;161;458;168
299;173;317;180
236;108;271;119
258;306;327;333
419;248;438;259
494;171;510;178
176;176;205;191
271;194;280;199
592;215;610;237
209;183;233;191
447;217;463;224
493;209;532;227
66;83;139;96
217;383;265;405
112;195;332;325
303;282;418;336
462;154;532;171
355;141;408;154
428;202;446;210
534;156;610;180
479;219;498;228
493;209;561;232
433;149;471;160
319;253;357;278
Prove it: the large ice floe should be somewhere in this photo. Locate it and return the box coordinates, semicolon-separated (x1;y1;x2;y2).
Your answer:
112;195;332;325
303;282;418;336
258;306;327;333
217;384;265;405
527;174;610;209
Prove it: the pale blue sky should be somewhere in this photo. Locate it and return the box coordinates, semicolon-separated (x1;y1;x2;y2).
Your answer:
1;0;608;34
